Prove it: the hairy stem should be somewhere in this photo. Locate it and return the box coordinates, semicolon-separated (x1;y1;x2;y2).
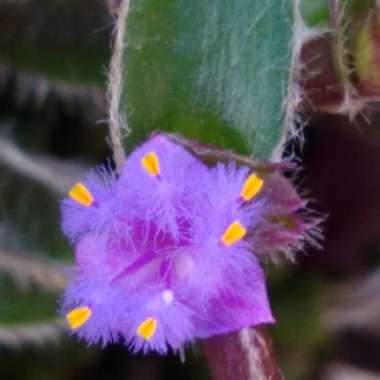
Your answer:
202;326;283;380
0;137;81;195
0;248;66;292
107;0;130;171
0;318;65;348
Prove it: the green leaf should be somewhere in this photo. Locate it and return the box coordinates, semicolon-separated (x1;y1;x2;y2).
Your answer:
299;0;329;27
121;0;294;158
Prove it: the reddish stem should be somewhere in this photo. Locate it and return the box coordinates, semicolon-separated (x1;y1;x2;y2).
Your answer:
106;0;122;17
202;326;283;380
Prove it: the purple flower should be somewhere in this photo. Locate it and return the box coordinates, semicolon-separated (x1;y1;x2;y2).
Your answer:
60;134;314;354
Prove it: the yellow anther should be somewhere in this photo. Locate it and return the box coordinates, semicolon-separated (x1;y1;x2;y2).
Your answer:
141;151;160;176
66;306;92;329
221;221;247;246
240;174;263;201
137;317;157;340
69;182;94;207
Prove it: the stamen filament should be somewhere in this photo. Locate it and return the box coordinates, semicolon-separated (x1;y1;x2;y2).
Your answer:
109;252;156;285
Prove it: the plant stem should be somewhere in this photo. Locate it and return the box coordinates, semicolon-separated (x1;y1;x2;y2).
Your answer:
202;326;283;380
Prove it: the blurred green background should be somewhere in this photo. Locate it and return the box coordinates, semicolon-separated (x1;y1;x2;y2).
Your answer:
1;1;380;379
